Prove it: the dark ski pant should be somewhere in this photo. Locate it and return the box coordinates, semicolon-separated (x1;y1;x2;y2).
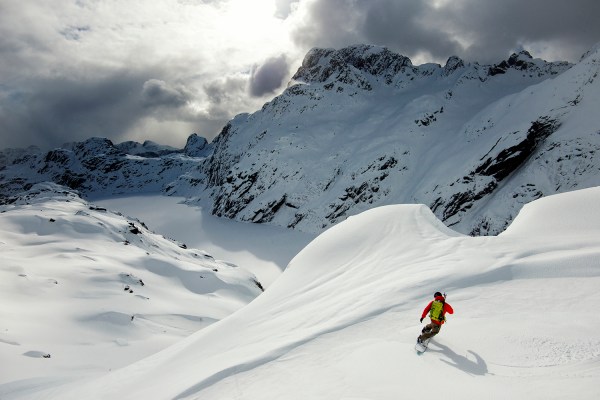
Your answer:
419;321;441;341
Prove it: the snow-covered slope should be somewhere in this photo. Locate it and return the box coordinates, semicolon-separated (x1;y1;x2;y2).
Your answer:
0;183;262;385
8;186;599;400
200;44;599;235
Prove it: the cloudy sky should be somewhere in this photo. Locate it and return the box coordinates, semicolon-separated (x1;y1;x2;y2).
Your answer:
1;0;598;150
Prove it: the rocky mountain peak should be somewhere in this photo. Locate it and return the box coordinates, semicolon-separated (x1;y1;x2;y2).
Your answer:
69;137;121;159
488;50;570;76
292;44;413;86
511;49;533;60
184;133;210;157
443;56;465;75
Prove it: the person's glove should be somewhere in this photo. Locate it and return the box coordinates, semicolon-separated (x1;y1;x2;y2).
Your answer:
420;317;423;323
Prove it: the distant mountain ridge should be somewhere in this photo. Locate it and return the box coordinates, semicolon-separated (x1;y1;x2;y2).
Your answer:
0;134;210;198
2;44;599;235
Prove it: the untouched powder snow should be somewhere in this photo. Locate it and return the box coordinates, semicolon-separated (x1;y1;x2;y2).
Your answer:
5;186;599;399
0;184;263;387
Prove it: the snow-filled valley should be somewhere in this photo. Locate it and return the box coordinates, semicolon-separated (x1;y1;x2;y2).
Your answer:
1;185;599;399
92;194;315;288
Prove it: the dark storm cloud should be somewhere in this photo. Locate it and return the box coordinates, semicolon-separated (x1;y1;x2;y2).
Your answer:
248;55;290;97
1;0;598;152
291;0;366;50
445;0;600;62
204;75;247;107
0;71;192;150
141;79;191;109
292;0;600;63
361;0;464;61
191;75;253;140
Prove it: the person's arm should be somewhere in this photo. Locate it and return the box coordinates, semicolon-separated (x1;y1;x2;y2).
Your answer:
444;303;454;315
421;301;433;320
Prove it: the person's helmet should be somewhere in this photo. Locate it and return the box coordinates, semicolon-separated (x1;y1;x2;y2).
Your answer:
434;292;442;297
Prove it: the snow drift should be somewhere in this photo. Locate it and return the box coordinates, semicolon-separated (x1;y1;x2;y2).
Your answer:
6;186;599;399
0;183;262;386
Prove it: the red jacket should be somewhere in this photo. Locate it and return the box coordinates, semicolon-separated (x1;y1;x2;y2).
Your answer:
421;295;453;325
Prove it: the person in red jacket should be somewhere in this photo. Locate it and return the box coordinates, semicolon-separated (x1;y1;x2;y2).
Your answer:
417;292;453;343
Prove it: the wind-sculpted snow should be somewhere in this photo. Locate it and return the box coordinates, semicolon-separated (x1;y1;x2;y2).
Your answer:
13;187;600;400
0;183;262;385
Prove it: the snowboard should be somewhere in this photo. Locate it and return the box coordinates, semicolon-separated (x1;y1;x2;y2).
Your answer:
415;338;430;354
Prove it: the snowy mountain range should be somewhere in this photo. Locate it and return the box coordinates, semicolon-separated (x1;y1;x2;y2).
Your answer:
1;43;600;399
2;43;599;235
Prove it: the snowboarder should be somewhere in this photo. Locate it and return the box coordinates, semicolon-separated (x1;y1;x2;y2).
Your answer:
417;292;453;344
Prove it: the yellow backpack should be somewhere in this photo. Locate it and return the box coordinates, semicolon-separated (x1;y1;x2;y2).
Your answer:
429;299;445;322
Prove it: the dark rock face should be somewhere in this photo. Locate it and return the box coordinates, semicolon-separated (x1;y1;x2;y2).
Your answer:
488;51;570;77
432;117;561;226
212;170;260;219
325;156;399;225
443;56;465;76
204;123;236;188
293;45;413;88
488;51;536;76
184;133;211;157
475;118;559;181
250;195;288;224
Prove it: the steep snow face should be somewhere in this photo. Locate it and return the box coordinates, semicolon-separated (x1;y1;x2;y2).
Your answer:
0;183;262;384
14;187;600;400
428;47;600;234
196;44;598;235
